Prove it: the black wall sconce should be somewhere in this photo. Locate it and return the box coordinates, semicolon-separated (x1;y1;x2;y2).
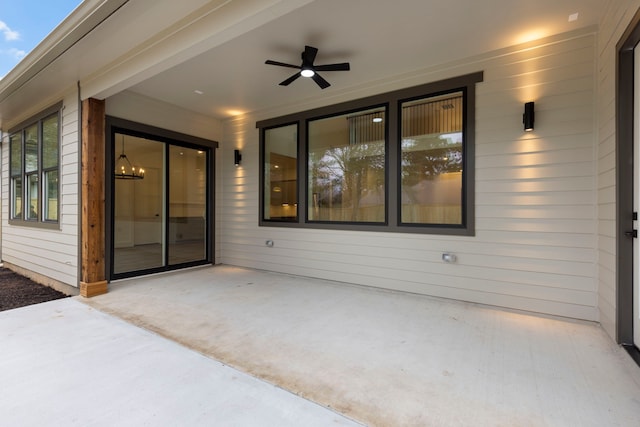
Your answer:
234;149;242;166
523;101;535;132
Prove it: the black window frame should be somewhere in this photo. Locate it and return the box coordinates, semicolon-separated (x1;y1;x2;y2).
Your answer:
8;102;62;229
306;103;389;225
257;72;482;235
261;121;300;223
397;88;467;229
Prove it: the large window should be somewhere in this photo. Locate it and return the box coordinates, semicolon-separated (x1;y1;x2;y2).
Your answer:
400;92;463;225
263;124;298;221
9;105;60;226
308;106;386;223
258;72;482;235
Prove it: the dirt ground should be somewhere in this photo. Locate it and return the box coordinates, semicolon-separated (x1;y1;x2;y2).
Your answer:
0;268;69;312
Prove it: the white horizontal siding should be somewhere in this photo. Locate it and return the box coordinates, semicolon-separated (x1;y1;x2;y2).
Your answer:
105;91;223;142
1;90;80;287
221;30;600;322
597;0;640;339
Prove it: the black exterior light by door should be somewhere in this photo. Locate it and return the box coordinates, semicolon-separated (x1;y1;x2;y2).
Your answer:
523;101;535;131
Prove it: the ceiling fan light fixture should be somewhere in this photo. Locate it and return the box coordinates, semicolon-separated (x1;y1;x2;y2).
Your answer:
265;45;350;89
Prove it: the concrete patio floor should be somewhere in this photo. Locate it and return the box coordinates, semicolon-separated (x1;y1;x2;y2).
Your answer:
3;265;640;426
0;297;360;427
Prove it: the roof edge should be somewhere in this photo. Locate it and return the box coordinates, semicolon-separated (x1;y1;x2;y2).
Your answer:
0;0;130;103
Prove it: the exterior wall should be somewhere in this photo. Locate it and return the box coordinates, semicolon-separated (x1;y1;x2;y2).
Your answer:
221;28;600;321
597;0;640;340
1;89;80;288
0;89;224;288
105;91;223;142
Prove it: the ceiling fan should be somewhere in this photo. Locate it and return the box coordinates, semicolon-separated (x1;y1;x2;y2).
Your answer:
265;45;350;89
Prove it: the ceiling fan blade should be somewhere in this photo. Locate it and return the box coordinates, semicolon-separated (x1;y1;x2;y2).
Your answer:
314;62;350;72
311;72;331;89
303;45;318;64
280;72;302;86
265;59;300;69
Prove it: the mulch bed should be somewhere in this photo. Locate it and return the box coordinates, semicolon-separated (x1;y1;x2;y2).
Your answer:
0;268;69;312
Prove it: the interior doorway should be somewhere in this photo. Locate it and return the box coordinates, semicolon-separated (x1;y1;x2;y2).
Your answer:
635;45;640;348
617;8;640;362
106;119;216;280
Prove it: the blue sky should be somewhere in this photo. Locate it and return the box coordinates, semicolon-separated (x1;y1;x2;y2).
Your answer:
0;0;82;79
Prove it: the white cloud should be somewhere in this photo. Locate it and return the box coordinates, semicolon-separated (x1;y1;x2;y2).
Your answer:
8;47;26;60
0;46;26;62
0;20;20;41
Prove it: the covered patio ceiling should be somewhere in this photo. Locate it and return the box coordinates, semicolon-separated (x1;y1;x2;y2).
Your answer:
0;0;601;126
128;0;602;119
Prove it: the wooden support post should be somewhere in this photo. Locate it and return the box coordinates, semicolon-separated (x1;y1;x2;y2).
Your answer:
80;98;108;297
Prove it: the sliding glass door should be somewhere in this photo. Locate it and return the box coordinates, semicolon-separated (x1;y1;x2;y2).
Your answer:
112;132;210;278
168;145;207;265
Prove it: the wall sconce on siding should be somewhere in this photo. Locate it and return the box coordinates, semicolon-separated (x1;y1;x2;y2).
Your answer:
234;149;242;166
523;101;535;131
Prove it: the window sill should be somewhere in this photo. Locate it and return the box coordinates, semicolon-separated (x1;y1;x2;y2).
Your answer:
8;220;61;230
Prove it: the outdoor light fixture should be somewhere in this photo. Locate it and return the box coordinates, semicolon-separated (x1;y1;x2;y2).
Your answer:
523;101;535;131
115;134;144;179
234;149;242;166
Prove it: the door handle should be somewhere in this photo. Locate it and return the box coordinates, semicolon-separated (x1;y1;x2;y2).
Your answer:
625;230;638;238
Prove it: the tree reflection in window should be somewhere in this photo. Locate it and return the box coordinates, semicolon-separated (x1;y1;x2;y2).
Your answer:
308;107;386;223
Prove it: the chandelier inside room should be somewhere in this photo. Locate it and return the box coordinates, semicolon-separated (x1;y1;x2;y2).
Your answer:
114;134;145;180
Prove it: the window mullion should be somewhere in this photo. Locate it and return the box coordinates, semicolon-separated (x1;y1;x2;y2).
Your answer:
387;102;399;227
298;119;306;224
21;129;26;221
38;119;43;222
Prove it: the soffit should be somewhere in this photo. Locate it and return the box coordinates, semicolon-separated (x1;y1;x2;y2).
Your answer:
128;0;602;120
0;0;602;127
